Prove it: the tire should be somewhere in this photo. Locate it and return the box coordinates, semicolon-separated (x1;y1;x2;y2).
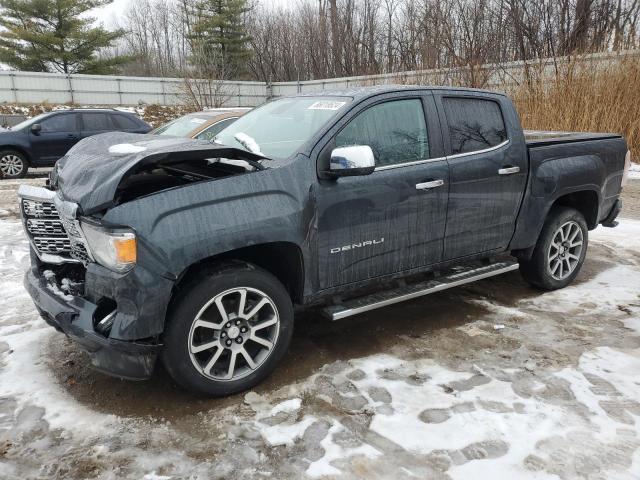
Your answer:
0;149;29;179
162;262;294;396
519;206;588;290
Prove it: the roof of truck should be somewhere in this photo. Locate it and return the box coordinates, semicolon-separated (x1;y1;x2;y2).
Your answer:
296;84;506;99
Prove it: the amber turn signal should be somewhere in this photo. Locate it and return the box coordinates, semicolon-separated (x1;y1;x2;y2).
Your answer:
114;237;137;264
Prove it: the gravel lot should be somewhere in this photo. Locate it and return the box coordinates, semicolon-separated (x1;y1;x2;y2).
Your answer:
1;173;639;479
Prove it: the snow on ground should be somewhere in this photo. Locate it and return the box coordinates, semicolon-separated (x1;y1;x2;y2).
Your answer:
629;163;640;180
0;218;640;479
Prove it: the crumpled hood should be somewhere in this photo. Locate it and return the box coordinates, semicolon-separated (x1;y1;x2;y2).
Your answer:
54;132;266;214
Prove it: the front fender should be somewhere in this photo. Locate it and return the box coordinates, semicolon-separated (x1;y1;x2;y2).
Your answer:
102;162;313;280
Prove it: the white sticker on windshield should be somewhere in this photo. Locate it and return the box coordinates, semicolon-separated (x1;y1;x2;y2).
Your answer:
308;101;346;111
190;118;207;124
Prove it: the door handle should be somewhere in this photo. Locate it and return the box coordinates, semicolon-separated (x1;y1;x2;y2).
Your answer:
416;179;444;190
498;166;520;175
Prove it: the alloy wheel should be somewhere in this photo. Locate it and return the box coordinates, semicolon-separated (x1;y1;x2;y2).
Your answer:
547;220;584;280
0;154;24;177
187;287;280;381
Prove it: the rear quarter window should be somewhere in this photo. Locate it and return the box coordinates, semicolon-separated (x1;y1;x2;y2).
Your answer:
442;97;507;155
112;114;140;130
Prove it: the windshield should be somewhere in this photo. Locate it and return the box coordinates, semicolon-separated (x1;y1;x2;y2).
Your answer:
215;96;352;159
153;114;211;136
10;113;50;131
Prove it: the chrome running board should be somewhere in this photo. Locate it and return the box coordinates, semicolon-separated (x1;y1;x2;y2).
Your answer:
323;260;519;321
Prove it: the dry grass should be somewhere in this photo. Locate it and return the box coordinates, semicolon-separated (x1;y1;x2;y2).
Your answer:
511;57;640;161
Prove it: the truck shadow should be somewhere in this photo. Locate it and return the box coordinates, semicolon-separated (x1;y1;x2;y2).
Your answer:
45;242;618;421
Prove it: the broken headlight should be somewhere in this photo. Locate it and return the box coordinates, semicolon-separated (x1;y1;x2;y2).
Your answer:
81;220;137;273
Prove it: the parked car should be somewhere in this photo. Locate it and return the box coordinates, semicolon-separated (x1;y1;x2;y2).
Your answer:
152;109;249;140
19;86;629;396
0;108;151;179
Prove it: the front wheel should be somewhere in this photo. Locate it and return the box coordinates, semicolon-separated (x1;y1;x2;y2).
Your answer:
162;262;294;396
519;206;588;290
0;150;29;179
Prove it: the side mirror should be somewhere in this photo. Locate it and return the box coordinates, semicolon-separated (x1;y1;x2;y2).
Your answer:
328;145;375;177
31;124;41;134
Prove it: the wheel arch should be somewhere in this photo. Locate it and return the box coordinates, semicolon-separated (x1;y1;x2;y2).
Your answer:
550;189;599;230
0;145;31;163
173;241;305;305
511;188;599;260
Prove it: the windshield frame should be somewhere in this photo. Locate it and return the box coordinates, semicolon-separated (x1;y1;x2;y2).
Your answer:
213;95;353;161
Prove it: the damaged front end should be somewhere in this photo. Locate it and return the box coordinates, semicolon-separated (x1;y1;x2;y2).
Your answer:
19;184;162;379
19;133;272;379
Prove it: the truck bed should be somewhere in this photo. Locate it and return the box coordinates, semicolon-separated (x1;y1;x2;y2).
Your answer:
525;130;623;148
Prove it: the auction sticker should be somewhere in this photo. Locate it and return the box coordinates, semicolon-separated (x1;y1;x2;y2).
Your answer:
308;101;346;110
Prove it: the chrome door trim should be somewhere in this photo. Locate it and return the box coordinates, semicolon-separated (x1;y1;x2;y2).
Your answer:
446;139;510;160
374;156;446;172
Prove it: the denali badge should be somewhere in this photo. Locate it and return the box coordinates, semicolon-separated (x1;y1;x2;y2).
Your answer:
330;238;384;254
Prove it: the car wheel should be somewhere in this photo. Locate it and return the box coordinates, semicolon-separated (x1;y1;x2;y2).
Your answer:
0;150;28;179
519;206;588;290
162;262;294;396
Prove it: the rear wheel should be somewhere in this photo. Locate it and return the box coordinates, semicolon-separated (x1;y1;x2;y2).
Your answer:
0;150;28;179
162;263;294;396
519;206;588;290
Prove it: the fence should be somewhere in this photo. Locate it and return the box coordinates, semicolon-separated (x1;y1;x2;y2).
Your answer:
0;50;638;108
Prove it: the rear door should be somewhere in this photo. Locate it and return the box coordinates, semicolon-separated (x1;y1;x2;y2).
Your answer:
316;93;449;289
80;112;115;139
435;93;527;259
29;112;79;164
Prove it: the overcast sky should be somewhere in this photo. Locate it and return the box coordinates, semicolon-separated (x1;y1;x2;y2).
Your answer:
90;0;131;28
90;0;293;28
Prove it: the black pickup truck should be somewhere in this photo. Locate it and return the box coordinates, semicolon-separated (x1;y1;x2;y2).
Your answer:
18;86;630;396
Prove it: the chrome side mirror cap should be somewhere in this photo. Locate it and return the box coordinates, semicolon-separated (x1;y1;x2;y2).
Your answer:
329;145;375;177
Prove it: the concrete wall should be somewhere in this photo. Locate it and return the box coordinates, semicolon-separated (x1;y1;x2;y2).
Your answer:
0;50;637;107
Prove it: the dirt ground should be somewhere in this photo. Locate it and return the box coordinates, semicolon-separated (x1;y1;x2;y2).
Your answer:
1;173;640;479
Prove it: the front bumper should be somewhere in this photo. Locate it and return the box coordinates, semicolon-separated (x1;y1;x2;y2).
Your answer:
24;268;161;380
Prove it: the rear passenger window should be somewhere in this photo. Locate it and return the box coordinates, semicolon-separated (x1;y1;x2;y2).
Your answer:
82;113;112;131
335;99;429;168
112;114;139;130
442;98;507;155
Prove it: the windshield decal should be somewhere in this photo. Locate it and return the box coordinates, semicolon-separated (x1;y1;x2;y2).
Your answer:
308;101;346;111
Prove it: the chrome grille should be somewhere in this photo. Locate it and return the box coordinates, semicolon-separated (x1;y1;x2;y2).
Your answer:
33;237;71;254
70;242;92;264
18;186;92;265
26;218;66;236
22;199;59;217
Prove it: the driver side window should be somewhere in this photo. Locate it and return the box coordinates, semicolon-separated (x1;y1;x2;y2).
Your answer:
335;99;429;168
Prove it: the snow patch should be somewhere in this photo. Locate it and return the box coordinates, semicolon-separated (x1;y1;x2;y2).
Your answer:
269;398;302;416
234;132;263;155
260;415;316;447
628;162;640;180
109;143;148;155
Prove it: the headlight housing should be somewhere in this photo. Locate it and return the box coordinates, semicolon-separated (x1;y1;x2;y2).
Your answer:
81;220;137;273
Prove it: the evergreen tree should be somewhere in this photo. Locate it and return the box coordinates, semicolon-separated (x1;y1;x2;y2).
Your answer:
0;0;129;74
190;0;251;79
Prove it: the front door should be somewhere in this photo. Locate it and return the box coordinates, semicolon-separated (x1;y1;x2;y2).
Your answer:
30;113;79;164
436;94;527;259
316;95;449;290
